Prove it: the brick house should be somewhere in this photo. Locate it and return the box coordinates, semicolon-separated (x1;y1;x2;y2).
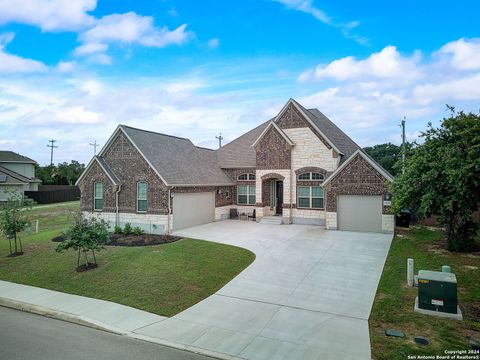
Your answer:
76;99;394;233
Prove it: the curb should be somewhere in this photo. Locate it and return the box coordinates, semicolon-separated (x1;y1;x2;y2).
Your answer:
0;297;241;360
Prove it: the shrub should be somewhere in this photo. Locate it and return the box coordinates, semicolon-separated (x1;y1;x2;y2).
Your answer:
113;225;122;234
123;223;132;235
133;226;143;236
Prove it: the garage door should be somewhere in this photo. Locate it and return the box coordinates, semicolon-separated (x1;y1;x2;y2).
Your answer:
173;192;215;231
338;195;382;232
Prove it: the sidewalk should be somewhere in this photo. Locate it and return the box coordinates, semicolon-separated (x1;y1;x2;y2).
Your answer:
0;280;232;360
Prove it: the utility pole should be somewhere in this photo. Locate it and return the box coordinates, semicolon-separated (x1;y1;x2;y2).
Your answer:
401;117;406;174
215;132;224;148
89;140;100;155
46;139;58;166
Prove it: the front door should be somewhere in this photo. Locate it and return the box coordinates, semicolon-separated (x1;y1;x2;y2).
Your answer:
275;181;283;215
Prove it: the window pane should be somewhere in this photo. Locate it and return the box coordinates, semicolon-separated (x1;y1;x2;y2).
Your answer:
298;197;310;208
312;187;324;197
311;173;323;180
238;185;247;195
248;195;256;205
238;195;247;204
238;174;248;180
137;182;147;200
138;199;147;212
249;174;256;180
312;198;324;208
298;173;310;180
94;199;103;210
298;186;310;197
94;182;103;198
248;185;256;195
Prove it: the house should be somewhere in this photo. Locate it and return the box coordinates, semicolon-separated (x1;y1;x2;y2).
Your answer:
76;99;395;234
0;151;41;202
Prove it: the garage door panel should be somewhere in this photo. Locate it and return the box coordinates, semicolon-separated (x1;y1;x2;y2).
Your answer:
173;192;215;230
338;195;382;233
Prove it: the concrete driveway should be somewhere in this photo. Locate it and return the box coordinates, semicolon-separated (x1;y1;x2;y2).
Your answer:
135;221;393;360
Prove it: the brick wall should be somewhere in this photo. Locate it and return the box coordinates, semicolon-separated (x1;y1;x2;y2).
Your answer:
255;126;291;170
78;161;116;212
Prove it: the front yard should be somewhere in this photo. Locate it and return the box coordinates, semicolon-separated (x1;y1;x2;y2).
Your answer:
370;227;480;359
0;202;255;317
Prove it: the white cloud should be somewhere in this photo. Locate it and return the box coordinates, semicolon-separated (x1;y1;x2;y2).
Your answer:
272;0;368;45
437;38;480;71
0;0;96;31
74;42;108;56
56;61;76;73
207;38;220;49
0;32;48;73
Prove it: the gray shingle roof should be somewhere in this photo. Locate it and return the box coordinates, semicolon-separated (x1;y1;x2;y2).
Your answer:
0;165;30;184
0;151;36;164
121;125;234;186
95;156;120;185
216;120;270;168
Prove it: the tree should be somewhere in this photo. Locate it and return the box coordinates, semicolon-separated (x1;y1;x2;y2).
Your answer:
0;193;32;257
56;215;110;271
36;161;85;185
392;108;480;251
364;142;414;176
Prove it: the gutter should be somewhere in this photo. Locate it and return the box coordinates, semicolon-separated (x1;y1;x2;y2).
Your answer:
289;152;293;224
167;187;173;234
115;184;122;227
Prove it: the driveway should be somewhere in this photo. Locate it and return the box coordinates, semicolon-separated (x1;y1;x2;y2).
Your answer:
134;221;393;360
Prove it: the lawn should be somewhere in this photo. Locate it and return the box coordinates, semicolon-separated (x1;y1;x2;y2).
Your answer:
370;226;480;359
0;202;255;317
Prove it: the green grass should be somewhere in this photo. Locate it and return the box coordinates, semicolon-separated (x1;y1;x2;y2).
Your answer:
370;227;480;359
0;202;255;317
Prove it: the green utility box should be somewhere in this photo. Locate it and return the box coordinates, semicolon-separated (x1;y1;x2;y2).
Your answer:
418;270;458;314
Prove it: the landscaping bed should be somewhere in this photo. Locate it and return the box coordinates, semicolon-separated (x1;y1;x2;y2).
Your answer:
370;226;480;359
52;233;183;246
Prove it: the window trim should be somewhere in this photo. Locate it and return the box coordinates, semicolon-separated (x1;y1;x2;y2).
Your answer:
297;186;324;209
237;184;256;205
238;173;256;181
297;172;324;181
94;181;103;211
136;181;148;213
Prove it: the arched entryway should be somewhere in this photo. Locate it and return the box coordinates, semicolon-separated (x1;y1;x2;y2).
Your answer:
261;173;285;216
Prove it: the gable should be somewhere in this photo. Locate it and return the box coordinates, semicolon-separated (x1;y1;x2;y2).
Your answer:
275;102;310;129
255;125;291;170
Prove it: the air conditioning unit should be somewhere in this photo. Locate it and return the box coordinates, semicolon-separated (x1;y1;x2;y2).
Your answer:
417;270;458;314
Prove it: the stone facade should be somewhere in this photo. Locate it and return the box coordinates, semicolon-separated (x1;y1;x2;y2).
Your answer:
255;126;291;170
324;153;391;214
83;211;171;235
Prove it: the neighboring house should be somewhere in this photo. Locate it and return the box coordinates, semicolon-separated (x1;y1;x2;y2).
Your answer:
77;99;394;234
0;151;41;202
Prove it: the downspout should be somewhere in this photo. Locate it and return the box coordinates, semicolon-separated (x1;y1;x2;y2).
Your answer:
115;184;122;227
289;145;293;224
167;187;173;234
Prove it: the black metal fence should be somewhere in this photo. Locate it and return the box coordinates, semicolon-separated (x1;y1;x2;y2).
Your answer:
25;185;80;204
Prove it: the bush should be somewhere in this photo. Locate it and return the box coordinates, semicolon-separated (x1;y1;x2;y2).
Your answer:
123;223;132;235
114;225;122;234
133;226;143;236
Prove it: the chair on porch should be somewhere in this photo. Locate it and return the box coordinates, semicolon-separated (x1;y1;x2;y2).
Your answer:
248;209;256;221
230;208;239;219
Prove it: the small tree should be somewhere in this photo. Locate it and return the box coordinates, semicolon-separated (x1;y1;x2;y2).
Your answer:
0;193;32;257
392;108;480;251
56;215;110;271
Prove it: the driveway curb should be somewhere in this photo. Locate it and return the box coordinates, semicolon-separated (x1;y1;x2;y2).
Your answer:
0;296;241;360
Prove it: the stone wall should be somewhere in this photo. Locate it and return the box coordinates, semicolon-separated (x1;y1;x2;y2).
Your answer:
83;211;171;235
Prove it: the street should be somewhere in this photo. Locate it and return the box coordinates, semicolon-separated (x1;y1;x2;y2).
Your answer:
0;307;214;360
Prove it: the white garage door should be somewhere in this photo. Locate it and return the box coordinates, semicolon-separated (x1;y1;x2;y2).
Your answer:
338;195;382;233
173;192;215;231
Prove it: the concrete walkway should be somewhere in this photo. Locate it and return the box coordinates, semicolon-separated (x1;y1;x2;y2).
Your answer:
0;221;392;360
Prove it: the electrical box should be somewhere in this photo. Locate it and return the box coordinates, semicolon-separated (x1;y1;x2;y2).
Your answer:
418;270;458;314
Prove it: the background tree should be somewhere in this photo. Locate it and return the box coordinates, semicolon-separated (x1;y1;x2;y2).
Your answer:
0;194;32;257
36;161;85;185
56;215;109;271
392;108;480;251
363;142;414;176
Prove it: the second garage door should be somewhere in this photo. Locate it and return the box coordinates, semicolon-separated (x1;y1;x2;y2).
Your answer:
338;195;382;232
173;192;215;231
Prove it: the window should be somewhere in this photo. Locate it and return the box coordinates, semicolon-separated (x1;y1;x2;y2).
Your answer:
137;181;148;212
238;173;256;181
297;186;324;209
238;185;256;205
94;182;103;211
298;172;324;181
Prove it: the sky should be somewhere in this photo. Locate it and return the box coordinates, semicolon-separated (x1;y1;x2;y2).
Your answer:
0;0;479;166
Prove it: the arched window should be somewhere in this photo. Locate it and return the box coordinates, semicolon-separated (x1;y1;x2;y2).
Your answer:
238;173;256;181
94;182;103;211
298;172;324;181
137;181;148;212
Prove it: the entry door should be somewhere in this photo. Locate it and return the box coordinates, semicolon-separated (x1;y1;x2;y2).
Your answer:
275;181;283;215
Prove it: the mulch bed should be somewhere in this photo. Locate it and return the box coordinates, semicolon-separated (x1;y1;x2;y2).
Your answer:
105;233;183;246
51;233;182;247
76;263;98;272
6;252;24;257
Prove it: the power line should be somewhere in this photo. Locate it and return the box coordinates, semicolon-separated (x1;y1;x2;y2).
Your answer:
89;140;100;155
46;139;58;166
215;132;224;148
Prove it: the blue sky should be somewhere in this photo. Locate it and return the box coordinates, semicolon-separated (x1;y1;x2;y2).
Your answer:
0;0;479;165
